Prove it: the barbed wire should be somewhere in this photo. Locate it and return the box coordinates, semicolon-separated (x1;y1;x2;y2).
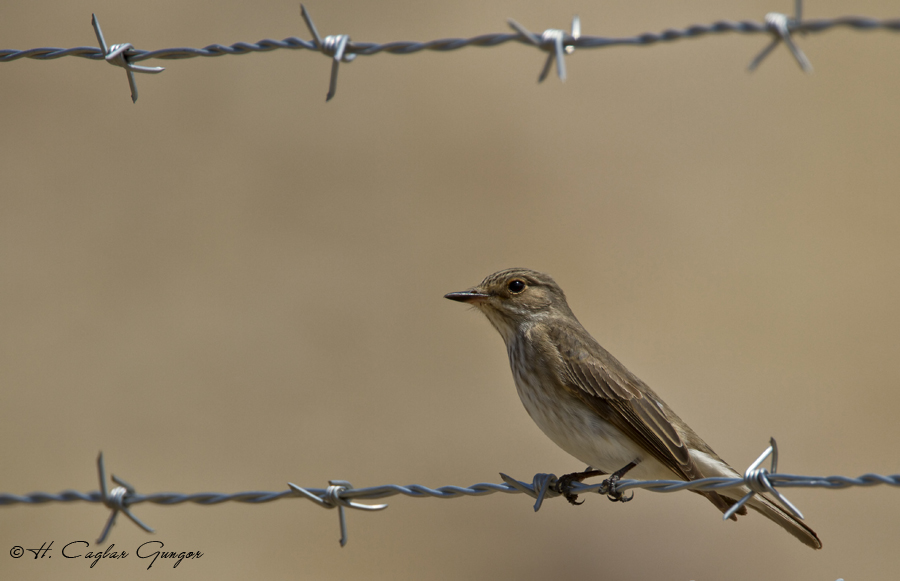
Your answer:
2;440;898;547
1;2;899;101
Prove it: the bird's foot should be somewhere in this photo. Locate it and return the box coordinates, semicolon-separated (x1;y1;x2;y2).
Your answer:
554;468;606;506
600;474;634;503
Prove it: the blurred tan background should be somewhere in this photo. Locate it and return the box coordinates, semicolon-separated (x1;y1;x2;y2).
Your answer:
2;0;899;579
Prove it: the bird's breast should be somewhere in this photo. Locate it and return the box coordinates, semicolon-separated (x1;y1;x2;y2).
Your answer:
506;336;651;474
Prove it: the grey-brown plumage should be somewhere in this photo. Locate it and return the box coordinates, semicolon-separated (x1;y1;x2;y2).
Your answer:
446;267;821;550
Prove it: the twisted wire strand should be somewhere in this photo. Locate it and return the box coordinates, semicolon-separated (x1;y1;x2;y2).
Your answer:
2;16;899;63
3;472;898;508
2;446;897;546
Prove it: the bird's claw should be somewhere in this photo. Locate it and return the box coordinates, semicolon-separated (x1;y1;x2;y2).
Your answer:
606;490;634;503
600;474;633;503
554;473;584;505
555;467;607;505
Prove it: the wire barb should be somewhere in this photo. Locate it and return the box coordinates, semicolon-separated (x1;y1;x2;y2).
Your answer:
721;437;806;521
95;452;154;544
499;472;558;511
508;15;581;82
749;0;813;73
91;14;164;103
288;480;388;547
300;4;357;101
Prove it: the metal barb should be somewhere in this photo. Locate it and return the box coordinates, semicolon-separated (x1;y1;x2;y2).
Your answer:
95;453;154;544
498;472;560;512
288;480;387;547
531;473;555;511
507;15;580;83
300;5;356;101
722;438;806;521
748;1;813;73
91;14;164;103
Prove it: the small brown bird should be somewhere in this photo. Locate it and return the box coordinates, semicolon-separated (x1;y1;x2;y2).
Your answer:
445;268;821;549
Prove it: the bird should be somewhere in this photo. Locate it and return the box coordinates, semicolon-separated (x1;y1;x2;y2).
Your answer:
445;267;821;549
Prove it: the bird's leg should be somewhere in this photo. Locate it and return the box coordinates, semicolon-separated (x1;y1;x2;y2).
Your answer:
555;466;607;505
601;460;638;503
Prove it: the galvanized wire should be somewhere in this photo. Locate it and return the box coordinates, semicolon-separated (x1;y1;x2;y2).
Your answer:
1;444;898;547
4;472;896;507
4;16;900;61
1;2;899;100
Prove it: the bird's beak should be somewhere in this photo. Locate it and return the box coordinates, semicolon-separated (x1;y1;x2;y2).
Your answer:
444;290;489;303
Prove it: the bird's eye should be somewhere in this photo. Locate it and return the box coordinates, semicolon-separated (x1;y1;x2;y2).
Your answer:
507;279;526;294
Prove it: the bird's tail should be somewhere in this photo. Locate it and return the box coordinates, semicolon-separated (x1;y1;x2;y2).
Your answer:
691;452;822;549
745;493;822;550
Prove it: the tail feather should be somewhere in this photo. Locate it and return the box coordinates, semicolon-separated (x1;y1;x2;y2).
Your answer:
689;451;822;549
745;493;822;550
704;488;822;549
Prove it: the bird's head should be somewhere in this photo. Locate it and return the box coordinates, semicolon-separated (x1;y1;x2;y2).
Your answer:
445;268;574;342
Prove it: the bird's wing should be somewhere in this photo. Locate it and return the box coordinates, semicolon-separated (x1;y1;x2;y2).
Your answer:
548;323;701;482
